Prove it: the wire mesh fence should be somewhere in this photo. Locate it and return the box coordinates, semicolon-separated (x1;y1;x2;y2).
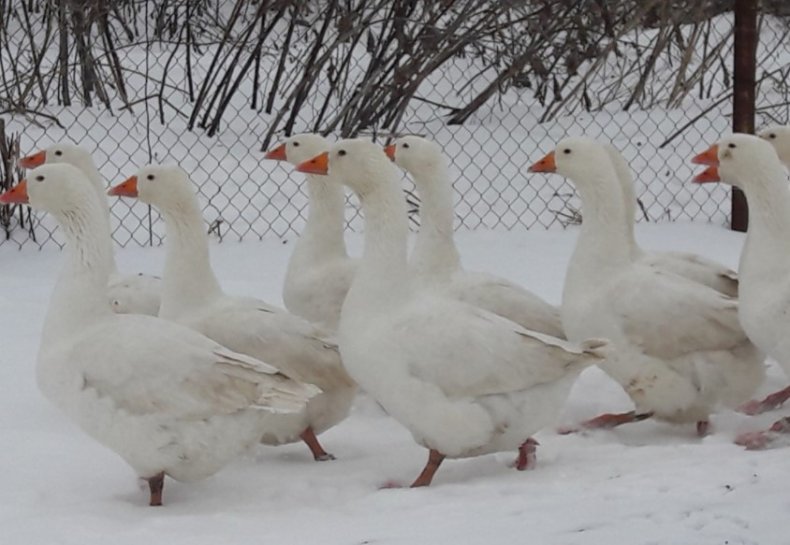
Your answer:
0;1;789;250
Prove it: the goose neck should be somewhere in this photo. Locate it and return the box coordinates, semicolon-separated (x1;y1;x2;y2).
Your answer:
618;169;640;252
43;201;114;345
739;167;790;273
298;177;348;260
571;173;633;278
80;163;118;274
410;163;461;279
348;177;411;309
159;199;223;318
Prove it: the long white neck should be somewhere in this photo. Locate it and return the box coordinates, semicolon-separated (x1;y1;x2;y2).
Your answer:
617;168;641;254
79;159;118;274
565;170;633;300
605;147;641;256
158;196;223;319
342;175;412;323
738;165;790;282
43;197;115;347
290;176;348;266
409;161;461;281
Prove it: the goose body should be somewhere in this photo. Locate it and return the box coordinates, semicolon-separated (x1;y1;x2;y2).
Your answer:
265;134;357;330
109;166;355;460
0;165;318;505
296;139;608;486
20;144;161;315
530;138;764;433
386;136;564;338
693;136;790;445
605;144;738;297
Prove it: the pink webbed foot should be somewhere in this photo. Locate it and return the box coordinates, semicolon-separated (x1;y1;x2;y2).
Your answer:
735;430;775;450
738;386;790;415
735;417;790;450
557;411;653;435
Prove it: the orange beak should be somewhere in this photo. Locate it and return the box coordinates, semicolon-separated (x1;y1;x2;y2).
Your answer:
528;151;557;173
264;143;287;161
384;144;396;161
0;180;29;204
693;165;720;184
691;145;719;166
19;150;46;169
295;152;329;175
108;175;139;198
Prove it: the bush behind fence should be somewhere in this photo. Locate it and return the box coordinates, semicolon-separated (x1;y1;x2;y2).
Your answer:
0;0;788;249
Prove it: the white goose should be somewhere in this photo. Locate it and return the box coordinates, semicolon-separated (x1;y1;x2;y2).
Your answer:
691;135;790;447
529;137;764;435
295;138;609;487
605;145;738;297
0;164;319;506
108;165;356;461
758;125;790;168
385;136;564;338
20;144;161;315
264;133;357;330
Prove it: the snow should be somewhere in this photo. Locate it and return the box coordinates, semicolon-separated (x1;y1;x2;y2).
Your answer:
1;222;788;544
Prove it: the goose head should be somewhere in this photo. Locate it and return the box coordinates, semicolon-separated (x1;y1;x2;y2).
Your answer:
108;164;194;213
384;135;445;174
529;136;616;189
692;133;784;190
264;133;330;166
758;125;790;167
0;163;95;213
20;143;99;183
295;138;397;199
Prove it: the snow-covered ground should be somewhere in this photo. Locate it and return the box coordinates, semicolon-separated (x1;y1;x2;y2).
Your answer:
1;223;787;544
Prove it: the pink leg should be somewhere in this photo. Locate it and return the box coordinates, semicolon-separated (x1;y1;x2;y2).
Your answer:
735;417;790;450
738;385;790;415
410;449;446;487
514;438;539;471
558;411;653;434
300;427;335;461
379;449;447;489
147;472;165;507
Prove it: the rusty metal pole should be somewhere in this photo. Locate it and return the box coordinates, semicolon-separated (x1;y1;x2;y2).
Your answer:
731;0;758;232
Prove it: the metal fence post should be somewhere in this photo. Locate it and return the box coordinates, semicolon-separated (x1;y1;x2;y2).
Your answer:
731;0;758;232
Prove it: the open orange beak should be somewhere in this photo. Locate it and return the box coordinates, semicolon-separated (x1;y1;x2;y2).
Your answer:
295;152;329;175
19;150;46;169
384;144;396;161
264;143;287;161
691;145;719;166
693;165;720;184
108;175;139;198
0;180;29;204
528;151;557;173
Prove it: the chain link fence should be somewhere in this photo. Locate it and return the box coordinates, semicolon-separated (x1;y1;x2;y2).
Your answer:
1;1;789;250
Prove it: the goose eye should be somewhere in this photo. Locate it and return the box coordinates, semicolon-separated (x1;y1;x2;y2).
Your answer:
147;174;155;181
54;150;62;156
403;143;410;149
293;142;300;147
35;175;44;182
338;150;347;157
563;148;571;154
728;143;736;149
769;133;776;139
